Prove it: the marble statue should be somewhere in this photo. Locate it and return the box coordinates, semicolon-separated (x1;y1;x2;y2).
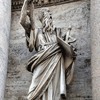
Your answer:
20;0;76;100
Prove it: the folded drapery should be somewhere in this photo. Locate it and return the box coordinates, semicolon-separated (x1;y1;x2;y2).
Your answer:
26;38;74;100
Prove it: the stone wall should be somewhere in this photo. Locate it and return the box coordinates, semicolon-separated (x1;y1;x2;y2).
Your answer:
5;0;92;100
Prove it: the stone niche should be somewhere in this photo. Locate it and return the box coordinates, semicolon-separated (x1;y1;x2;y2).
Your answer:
5;0;92;100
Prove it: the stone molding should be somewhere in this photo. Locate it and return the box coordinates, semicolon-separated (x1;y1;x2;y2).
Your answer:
12;0;80;11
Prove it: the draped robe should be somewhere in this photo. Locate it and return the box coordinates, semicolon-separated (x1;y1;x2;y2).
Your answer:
26;28;75;100
19;1;76;100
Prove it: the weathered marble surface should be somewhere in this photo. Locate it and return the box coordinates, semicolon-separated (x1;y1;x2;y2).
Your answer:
0;0;11;100
91;0;100;100
5;0;92;100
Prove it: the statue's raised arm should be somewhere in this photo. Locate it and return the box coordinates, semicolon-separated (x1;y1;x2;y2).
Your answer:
20;0;36;52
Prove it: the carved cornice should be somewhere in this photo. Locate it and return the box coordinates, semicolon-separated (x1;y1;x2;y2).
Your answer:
12;0;80;11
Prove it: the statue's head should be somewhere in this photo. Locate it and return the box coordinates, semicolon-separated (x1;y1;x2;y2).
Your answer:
39;9;54;33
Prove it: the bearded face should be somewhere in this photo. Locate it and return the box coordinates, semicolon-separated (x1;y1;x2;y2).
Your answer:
39;9;54;33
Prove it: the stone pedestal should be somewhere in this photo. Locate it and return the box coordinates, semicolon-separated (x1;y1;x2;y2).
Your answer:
91;0;100;100
0;0;11;99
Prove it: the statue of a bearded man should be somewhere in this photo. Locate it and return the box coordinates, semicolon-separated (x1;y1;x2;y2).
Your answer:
20;0;76;100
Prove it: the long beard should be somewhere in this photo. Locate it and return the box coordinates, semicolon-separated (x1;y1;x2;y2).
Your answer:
42;18;53;33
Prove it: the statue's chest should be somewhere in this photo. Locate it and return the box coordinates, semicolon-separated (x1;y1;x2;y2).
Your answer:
43;32;57;43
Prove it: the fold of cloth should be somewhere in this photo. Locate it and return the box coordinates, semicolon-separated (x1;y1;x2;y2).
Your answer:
26;39;75;100
26;43;61;72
